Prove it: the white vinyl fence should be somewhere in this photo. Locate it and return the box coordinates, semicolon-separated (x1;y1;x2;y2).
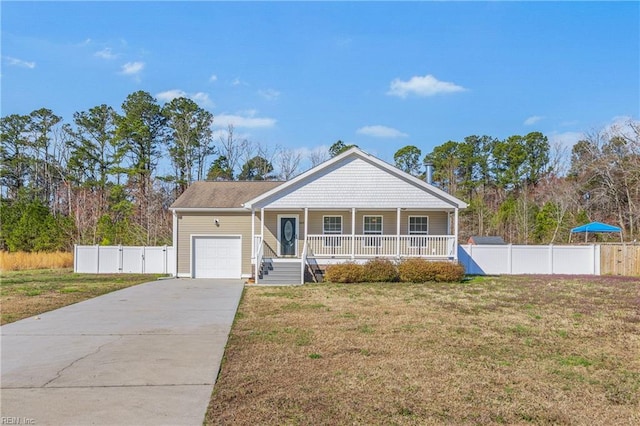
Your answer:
458;244;600;275
74;245;175;275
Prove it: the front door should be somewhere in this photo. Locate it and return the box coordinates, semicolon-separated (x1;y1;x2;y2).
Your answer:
280;217;297;256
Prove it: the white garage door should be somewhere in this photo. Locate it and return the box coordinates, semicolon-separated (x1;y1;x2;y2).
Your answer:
193;236;242;278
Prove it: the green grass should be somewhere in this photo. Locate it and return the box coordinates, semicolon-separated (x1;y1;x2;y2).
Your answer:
1;268;166;324
206;275;640;425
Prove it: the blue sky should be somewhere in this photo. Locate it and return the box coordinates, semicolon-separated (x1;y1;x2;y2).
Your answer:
2;1;639;170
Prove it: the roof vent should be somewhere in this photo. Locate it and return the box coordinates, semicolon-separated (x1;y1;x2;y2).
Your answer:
424;162;434;185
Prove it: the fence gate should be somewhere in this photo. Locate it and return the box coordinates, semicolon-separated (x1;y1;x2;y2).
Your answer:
74;245;175;275
600;244;640;276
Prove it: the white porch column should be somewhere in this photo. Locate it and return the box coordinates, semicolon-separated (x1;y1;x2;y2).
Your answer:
454;208;459;261
261;207;265;241
304;207;308;248
396;208;401;258
251;208;256;260
351;207;356;260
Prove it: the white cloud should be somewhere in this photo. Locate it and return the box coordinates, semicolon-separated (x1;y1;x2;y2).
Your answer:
356;125;408;139
156;89;213;107
191;92;213;107
215;111;276;129
258;88;281;101
524;115;544;126
95;47;117;60
156;89;187;102
548;131;584;149
120;61;144;75
387;74;466;98
231;77;248;86
605;115;638;139
209;74;218;82
4;56;36;69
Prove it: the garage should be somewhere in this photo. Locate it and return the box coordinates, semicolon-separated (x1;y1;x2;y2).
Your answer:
192;236;242;278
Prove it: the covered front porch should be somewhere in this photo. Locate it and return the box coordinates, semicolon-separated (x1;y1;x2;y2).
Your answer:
250;207;460;284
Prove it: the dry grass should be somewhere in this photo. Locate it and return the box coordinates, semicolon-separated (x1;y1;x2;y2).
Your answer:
0;251;73;271
207;275;640;425
1;268;164;324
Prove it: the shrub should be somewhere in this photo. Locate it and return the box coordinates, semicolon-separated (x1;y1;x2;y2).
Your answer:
363;258;398;282
431;261;465;282
398;258;465;283
324;262;365;283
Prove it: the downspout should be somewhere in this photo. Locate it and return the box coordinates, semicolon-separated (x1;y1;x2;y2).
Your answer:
172;210;178;276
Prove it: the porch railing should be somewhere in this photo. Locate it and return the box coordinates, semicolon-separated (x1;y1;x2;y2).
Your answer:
306;235;455;258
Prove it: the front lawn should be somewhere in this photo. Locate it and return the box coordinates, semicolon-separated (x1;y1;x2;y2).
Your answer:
207;275;640;425
0;268;165;324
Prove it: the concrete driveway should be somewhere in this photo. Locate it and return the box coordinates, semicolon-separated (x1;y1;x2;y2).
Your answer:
1;278;244;426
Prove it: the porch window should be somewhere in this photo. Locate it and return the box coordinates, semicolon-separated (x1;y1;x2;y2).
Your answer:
323;216;342;247
363;215;383;247
409;216;429;247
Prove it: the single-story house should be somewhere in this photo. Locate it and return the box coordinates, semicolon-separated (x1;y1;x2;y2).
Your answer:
170;147;468;284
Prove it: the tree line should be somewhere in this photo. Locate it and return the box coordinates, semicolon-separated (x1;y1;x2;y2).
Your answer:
392;124;639;244
1;90;638;251
0;91;307;251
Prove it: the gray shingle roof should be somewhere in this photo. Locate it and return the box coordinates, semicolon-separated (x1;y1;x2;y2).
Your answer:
170;181;285;209
468;236;507;245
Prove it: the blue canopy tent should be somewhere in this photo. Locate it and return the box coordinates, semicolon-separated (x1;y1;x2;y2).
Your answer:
569;221;623;243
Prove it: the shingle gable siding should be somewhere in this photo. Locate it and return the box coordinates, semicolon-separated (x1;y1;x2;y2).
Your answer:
255;157;456;209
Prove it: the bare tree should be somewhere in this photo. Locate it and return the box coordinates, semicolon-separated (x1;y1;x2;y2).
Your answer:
218;124;246;179
241;139;280;180
308;147;329;168
276;148;302;180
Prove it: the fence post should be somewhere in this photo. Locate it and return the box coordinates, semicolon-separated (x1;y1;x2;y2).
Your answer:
595;245;601;275
549;244;554;274
118;245;123;273
508;244;513;275
96;245;100;273
163;245;167;274
74;244;77;273
142;246;146;274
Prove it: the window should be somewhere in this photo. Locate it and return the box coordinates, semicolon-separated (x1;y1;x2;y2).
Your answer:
409;216;429;247
363;215;383;247
323;216;342;247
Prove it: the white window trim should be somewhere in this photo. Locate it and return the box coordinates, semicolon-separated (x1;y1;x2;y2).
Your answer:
323;215;343;234
323;215;343;248
408;216;429;248
363;215;383;234
363;215;383;247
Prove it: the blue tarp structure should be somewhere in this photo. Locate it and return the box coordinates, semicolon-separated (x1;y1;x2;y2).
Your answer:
570;221;623;242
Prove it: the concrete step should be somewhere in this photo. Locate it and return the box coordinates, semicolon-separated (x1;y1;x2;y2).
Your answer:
258;259;302;284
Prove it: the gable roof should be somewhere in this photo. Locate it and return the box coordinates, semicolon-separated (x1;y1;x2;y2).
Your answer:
170;181;284;209
243;147;468;209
